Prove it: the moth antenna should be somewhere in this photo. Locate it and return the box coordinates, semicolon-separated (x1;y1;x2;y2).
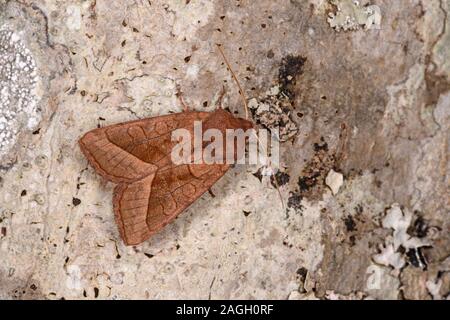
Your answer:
216;44;249;120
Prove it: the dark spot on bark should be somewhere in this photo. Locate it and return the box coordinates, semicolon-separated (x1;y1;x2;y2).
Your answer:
20;190;27;197
349;235;356;246
298;173;321;192
76;182;85;190
243;210;251;217
72;197;81;206
406;248;428;269
313;140;329;152
252;168;263;182
344;215;357;232
282;239;293;248
287;192;303;211
208;189;216;198
408;215;429;238
270;171;290;188
144;253;154;259
184;55;191;63
355;204;363;215
278;55;307;98
296;267;307;278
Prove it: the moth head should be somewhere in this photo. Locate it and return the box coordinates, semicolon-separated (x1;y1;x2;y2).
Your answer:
211;108;254;132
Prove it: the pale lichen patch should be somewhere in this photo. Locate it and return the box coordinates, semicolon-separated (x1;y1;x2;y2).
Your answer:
248;85;299;142
373;204;431;270
327;0;382;31
325;169;344;195
0;28;40;159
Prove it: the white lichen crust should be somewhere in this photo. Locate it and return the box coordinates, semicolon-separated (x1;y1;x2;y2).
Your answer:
325;169;344;195
328;0;382;31
373;204;431;270
0;28;39;158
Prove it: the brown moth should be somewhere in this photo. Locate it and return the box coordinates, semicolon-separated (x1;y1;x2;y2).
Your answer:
79;47;254;246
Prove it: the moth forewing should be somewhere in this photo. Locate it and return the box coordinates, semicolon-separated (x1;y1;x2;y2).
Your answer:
203;128;224;165
170;127;192;165
225;128;255;165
